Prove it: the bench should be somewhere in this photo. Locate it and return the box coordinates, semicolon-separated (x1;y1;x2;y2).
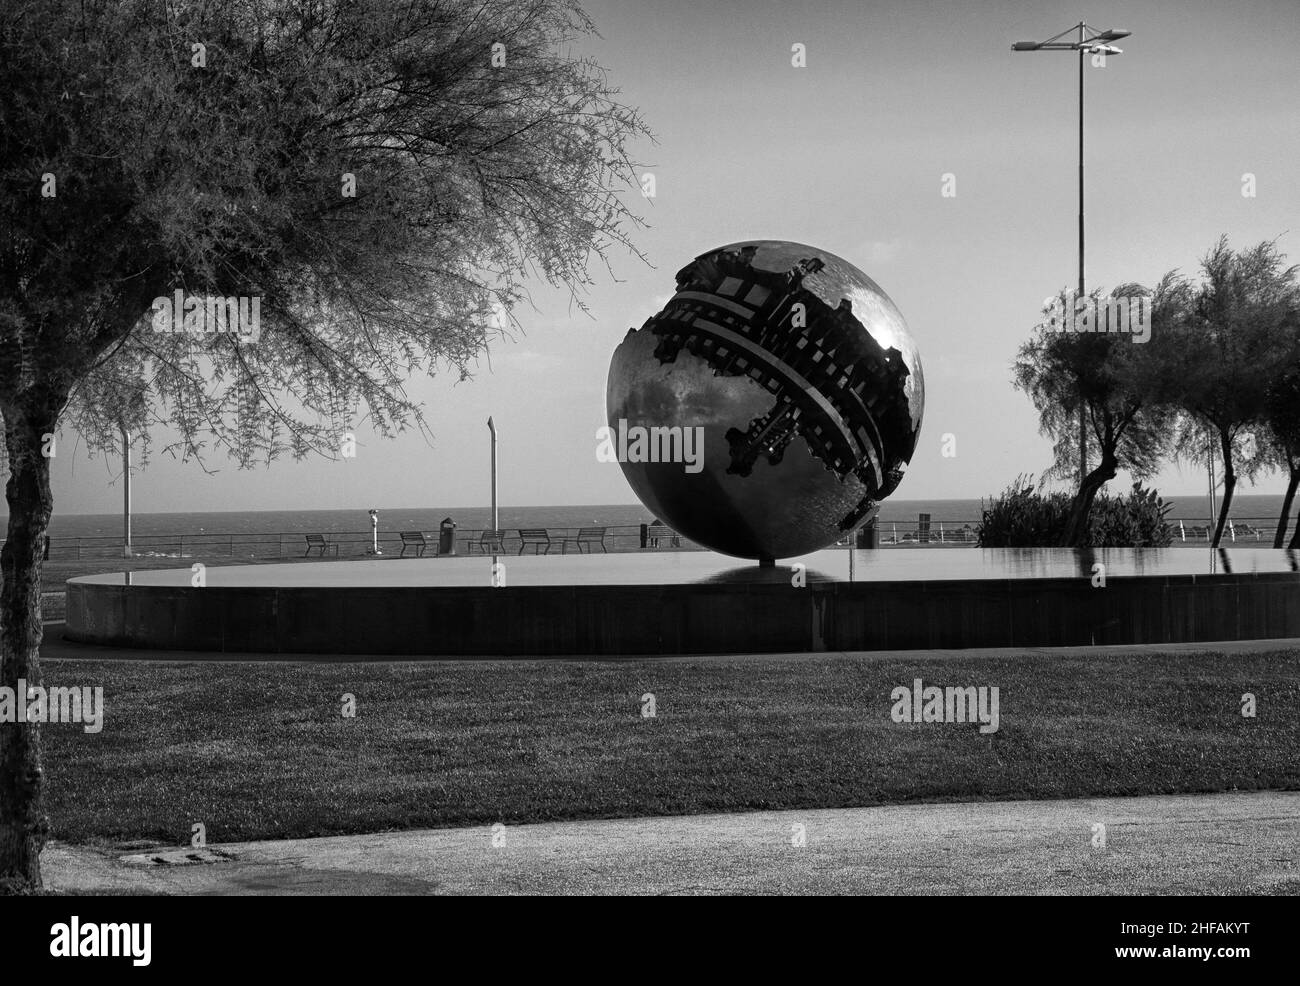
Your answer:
560;526;608;554
474;529;506;554
518;528;553;554
1232;523;1262;541
646;523;680;548
399;531;432;557
304;534;338;557
939;527;976;543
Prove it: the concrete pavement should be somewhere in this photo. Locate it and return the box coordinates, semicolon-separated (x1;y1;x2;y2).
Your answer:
42;791;1300;895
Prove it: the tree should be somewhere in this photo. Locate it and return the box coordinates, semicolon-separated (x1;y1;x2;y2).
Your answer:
1262;359;1300;548
0;0;647;893
1013;278;1184;546
1169;416;1270;539
1160;238;1300;547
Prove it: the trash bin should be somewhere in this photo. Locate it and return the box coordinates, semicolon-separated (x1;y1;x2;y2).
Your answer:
439;517;457;556
855;519;878;549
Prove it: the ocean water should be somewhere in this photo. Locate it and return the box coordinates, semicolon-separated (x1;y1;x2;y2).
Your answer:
10;494;1292;541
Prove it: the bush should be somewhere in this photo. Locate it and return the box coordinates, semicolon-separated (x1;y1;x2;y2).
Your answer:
1090;482;1175;547
978;477;1173;547
976;476;1072;547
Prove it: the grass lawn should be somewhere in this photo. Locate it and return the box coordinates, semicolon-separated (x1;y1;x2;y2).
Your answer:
39;648;1300;847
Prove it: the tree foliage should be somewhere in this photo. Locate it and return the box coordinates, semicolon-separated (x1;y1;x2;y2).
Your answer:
2;0;649;467
1261;348;1300;546
1013;278;1182;544
0;0;648;893
1159;237;1300;545
1013;238;1300;548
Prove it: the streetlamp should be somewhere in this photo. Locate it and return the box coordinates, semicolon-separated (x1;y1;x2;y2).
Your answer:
1012;23;1131;486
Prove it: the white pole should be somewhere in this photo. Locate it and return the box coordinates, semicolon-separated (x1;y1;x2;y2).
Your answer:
488;417;499;533
1208;437;1216;535
121;422;132;559
488;417;499;580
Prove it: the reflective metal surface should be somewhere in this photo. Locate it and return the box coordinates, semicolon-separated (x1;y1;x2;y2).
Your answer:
607;240;925;559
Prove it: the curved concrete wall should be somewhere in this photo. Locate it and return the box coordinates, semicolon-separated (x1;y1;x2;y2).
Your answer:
64;572;1300;657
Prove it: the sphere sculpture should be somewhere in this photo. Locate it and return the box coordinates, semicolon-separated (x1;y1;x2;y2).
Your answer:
606;240;924;561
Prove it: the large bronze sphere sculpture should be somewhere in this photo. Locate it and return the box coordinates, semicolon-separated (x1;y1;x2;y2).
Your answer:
606;240;924;561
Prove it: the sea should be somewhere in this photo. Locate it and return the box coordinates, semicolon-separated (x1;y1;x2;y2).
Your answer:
10;494;1292;541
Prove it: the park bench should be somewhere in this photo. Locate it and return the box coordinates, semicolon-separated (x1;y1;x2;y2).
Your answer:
646;523;680;548
399;531;432;557
304;534;338;557
560;527;608;554
1232;522;1262;541
474;529;506;554
940;527;977;543
518;528;553;554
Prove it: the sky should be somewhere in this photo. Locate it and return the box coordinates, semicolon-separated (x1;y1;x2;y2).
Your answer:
47;0;1300;514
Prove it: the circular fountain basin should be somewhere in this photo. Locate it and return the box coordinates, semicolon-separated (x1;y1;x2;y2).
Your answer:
64;548;1300;657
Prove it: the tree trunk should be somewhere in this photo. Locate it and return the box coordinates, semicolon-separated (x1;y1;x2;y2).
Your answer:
1274;466;1300;549
1211;429;1236;548
1063;452;1119;548
0;399;59;894
1290;503;1300;550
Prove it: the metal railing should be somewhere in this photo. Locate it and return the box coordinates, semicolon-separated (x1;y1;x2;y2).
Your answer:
1169;518;1280;543
28;524;675;560
17;516;1289;560
29;522;969;558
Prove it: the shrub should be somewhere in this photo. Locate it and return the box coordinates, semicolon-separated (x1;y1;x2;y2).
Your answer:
1090;482;1175;547
978;477;1173;547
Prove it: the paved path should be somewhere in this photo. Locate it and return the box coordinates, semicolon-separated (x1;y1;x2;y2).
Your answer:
42;791;1300;895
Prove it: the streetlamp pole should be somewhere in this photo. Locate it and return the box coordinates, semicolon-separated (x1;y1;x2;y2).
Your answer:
1012;22;1130;488
1078;26;1087;486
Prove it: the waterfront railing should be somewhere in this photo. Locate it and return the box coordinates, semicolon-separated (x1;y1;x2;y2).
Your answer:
19;516;1286;561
